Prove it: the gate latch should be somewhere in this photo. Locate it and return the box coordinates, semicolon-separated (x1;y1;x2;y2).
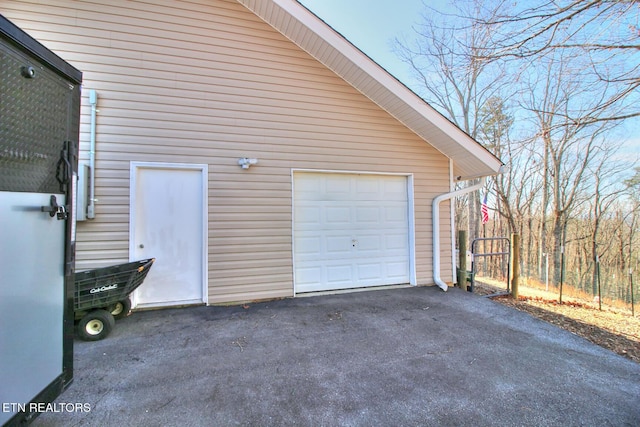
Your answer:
41;195;68;220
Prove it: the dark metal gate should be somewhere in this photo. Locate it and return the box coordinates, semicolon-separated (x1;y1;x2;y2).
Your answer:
470;237;511;294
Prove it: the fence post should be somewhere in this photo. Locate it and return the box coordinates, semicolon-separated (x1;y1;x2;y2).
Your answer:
597;255;602;311
559;245;564;304
457;230;468;291
630;269;635;317
510;233;520;299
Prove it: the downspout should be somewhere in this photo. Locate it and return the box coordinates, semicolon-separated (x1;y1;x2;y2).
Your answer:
432;177;486;291
449;160;456;285
87;89;97;219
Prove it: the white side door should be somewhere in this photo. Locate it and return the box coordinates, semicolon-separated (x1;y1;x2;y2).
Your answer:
130;163;207;308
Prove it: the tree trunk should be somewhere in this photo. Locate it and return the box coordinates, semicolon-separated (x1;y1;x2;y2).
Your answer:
526;217;533;278
538;142;550;280
552;211;564;285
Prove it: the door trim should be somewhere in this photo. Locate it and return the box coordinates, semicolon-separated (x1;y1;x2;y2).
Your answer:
129;162;208;306
291;169;416;295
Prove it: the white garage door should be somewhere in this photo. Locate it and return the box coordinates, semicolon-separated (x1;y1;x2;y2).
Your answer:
294;172;411;293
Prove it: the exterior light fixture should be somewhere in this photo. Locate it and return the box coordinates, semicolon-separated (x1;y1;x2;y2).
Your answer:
238;158;258;169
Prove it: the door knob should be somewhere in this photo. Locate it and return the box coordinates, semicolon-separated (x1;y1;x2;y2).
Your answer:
139;244;144;248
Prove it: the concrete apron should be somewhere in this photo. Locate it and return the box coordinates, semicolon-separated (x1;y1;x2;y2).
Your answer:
33;286;640;426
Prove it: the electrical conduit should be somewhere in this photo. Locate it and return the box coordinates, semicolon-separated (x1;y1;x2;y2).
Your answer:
87;89;97;219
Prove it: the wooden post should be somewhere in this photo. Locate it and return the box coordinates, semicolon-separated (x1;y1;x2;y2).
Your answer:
597;255;602;311
630;269;635;317
510;233;520;299
457;230;467;291
559;245;565;304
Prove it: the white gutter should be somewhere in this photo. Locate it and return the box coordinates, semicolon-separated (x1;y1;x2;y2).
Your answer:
87;89;97;219
432;177;486;291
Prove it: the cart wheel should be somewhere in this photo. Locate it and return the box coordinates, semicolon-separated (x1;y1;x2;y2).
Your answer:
76;310;115;341
110;297;132;320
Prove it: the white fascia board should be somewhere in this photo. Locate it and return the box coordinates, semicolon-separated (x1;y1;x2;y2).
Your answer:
237;0;503;179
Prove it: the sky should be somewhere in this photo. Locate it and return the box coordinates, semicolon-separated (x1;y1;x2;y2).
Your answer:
298;0;640;157
298;0;427;86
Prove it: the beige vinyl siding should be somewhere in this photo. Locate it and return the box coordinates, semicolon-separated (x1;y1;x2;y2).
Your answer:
2;0;453;304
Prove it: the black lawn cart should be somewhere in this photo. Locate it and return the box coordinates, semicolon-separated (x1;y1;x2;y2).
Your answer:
74;258;155;341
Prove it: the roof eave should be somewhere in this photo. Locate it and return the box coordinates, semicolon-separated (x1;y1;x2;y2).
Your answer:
236;0;503;180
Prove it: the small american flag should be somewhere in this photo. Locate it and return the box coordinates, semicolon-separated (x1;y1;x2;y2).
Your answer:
481;194;489;224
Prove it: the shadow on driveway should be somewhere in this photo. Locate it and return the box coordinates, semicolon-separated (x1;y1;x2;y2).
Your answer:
34;286;639;426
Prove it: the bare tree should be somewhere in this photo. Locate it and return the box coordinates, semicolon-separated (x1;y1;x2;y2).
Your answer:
479;98;516;232
393;0;509;245
478;97;549;278
394;0;639;301
475;0;640;124
623;167;640;276
517;45;625;283
394;2;510;137
584;142;633;295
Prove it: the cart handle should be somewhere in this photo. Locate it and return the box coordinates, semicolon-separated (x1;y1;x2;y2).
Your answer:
137;258;155;272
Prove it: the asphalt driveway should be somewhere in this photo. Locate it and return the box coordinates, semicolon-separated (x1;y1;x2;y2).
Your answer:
33;286;639;426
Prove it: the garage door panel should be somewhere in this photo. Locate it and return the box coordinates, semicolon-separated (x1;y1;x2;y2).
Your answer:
386;233;409;250
326;235;352;255
357;263;382;280
355;178;380;196
295;176;322;195
325;176;352;198
295;206;321;224
294;173;411;293
355;206;381;223
295;235;322;255
327;265;353;284
354;235;381;252
383;179;408;197
326;206;351;223
385;205;408;223
387;261;410;278
296;266;323;286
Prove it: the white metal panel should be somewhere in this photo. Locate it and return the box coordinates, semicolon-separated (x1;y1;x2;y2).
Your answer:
130;163;207;308
0;192;64;425
294;172;410;293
